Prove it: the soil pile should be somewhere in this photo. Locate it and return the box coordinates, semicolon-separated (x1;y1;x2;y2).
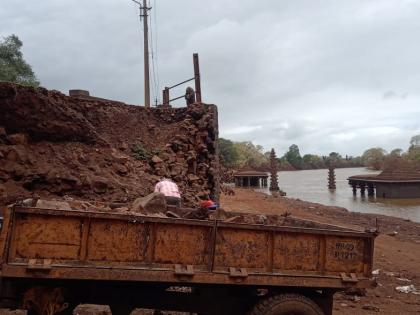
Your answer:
0;83;219;207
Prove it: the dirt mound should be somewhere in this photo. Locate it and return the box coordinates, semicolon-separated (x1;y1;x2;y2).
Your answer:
0;83;219;207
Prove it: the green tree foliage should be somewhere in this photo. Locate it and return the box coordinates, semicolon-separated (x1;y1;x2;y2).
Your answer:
409;134;420;148
0;34;39;87
302;154;325;169
407;146;420;162
233;141;268;168
284;144;303;169
389;148;403;157
219;138;239;168
218;139;268;169
277;156;294;170
405;134;420;162
362;147;386;170
326;152;342;167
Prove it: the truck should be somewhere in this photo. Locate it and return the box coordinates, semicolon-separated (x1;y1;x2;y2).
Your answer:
0;201;376;315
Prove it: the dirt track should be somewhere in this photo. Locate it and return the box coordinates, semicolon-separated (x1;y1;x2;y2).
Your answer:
221;188;420;315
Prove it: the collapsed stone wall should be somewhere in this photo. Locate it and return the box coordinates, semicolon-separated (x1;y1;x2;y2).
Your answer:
0;83;219;207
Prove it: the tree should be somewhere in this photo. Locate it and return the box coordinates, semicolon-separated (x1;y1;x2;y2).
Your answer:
407;146;420;162
362;147;386;170
233;141;268;168
406;135;420;162
284;144;303;169
409;134;420;148
0;34;39;87
390;148;403;157
302;154;325;169
219;138;239;168
327;152;342;167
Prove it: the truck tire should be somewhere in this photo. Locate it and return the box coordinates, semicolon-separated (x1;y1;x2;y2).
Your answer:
248;294;324;315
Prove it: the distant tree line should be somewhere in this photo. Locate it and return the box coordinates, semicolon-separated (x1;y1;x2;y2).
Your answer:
219;134;420;171
219;139;363;171
361;134;420;170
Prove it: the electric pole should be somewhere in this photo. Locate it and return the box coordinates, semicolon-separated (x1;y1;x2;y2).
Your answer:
132;0;151;107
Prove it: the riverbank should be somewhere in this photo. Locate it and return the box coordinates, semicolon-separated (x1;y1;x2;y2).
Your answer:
221;188;420;315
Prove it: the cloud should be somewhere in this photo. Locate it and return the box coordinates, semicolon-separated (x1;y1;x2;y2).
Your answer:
1;0;420;156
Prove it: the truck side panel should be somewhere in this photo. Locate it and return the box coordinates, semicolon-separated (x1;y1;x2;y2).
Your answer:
214;227;366;274
2;207;374;288
10;214;82;261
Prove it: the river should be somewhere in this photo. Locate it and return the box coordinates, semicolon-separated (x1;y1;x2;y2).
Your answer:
256;167;420;223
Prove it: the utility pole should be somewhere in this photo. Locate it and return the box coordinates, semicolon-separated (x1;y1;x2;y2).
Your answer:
132;0;151;107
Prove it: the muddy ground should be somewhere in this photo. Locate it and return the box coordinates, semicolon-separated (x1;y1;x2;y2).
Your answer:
221;188;420;315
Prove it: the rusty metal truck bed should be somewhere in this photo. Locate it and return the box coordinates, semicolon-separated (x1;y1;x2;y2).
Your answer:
0;204;376;314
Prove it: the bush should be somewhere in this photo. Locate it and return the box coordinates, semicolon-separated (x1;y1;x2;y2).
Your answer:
131;144;159;161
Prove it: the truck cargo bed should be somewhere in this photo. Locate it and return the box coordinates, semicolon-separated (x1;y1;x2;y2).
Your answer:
0;204;375;290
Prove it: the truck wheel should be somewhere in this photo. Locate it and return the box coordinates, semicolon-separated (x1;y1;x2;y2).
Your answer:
248;294;324;315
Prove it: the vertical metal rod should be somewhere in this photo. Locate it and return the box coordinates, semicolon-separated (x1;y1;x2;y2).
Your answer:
143;0;151;107
163;87;169;106
193;53;202;103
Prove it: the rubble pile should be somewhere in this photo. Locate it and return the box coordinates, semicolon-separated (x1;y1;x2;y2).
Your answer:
0;83;219;207
14;196;343;230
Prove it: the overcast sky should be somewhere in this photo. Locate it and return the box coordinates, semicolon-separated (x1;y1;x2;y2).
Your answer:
2;0;420;157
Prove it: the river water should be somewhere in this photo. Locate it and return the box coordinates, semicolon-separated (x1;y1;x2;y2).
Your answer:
257;167;420;223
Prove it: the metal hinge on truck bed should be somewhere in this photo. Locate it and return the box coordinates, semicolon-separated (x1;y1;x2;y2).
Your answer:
229;267;248;282
340;272;358;283
174;264;194;281
26;259;52;272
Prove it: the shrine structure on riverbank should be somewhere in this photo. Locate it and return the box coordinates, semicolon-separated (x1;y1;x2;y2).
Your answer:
234;170;268;188
348;161;420;198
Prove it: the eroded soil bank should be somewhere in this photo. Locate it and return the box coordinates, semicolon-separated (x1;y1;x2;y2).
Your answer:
0;83;219;207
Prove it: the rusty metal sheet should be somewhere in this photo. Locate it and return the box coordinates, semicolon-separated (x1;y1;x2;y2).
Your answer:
13;206;214;228
0;263;373;289
214;228;269;269
2;206;375;290
0;207;12;264
153;224;211;266
10;214;82;261
324;236;365;273
217;220;369;238
273;233;320;271
86;219;148;262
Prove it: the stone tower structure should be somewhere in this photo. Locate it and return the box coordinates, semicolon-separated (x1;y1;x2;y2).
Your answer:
269;148;280;191
328;164;336;190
